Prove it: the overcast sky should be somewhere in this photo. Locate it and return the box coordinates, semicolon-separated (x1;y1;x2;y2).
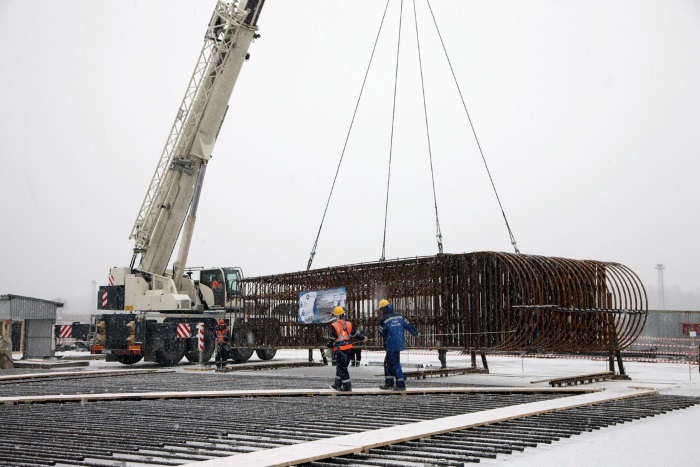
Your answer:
1;0;699;313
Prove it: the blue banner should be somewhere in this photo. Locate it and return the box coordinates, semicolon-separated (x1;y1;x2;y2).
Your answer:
298;287;347;324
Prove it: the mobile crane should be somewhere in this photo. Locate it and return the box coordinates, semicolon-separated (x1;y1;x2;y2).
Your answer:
92;0;269;366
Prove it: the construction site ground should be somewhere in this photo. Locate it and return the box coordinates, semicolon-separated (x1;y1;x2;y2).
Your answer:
3;349;699;466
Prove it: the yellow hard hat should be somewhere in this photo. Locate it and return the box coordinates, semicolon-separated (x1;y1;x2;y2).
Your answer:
378;299;389;309
333;306;345;316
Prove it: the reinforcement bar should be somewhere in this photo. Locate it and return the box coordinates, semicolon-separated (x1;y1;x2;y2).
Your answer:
188;388;658;466
0;386;593;405
235;251;648;353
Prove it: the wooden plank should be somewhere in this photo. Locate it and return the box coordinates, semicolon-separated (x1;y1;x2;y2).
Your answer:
12;360;89;369
0;368;167;382
0;386;595;405
403;367;489;379
531;371;613;384
549;372;614;387
186;388;658;467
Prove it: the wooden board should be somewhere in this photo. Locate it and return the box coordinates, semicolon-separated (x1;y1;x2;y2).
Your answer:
530;371;613;386
0;386;595;405
186;388;658;466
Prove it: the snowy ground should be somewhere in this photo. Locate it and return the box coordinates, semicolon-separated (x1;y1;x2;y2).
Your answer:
397;351;700;467
22;349;700;466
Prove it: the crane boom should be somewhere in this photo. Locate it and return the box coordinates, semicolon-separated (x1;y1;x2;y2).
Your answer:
130;0;264;277
94;1;268;366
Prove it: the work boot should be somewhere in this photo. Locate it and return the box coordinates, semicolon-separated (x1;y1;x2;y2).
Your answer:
378;385;393;390
393;386;406;391
329;384;340;390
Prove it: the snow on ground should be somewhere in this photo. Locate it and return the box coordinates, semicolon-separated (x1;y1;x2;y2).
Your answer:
40;349;700;466
432;353;700;466
265;350;700;466
488;404;700;466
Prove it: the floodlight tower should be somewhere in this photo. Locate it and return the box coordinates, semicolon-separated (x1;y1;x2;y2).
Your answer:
655;264;665;310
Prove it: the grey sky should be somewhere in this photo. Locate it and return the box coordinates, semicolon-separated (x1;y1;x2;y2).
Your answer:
1;0;699;314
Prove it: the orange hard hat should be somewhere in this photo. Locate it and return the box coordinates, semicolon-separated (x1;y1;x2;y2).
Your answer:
218;319;225;326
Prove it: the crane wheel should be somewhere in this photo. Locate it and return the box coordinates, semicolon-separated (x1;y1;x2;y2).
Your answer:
185;346;215;363
228;323;255;363
185;335;215;363
255;349;277;361
115;354;143;365
155;338;187;366
229;347;254;363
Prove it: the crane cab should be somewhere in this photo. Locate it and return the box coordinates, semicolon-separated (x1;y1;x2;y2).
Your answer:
197;267;243;309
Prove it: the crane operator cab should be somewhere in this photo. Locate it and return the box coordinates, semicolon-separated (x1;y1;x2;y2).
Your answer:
198;267;243;309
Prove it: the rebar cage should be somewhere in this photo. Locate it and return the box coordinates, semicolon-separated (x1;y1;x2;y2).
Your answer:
234;252;648;353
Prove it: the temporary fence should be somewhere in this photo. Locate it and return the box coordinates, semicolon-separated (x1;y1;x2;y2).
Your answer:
623;335;700;363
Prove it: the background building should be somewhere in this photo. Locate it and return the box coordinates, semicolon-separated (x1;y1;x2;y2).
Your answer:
0;294;64;363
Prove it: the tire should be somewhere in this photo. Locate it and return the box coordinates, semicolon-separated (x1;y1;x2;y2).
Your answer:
115;354;143;365
228;324;255;363
154;338;187;366
229;347;254;363
185;337;215;363
255;348;277;361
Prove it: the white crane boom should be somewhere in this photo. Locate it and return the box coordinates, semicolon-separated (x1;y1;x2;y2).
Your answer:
130;0;264;279
94;1;266;367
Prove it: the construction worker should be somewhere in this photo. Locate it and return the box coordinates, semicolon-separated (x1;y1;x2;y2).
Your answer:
211;276;225;307
438;349;447;369
0;320;13;370
377;299;419;391
326;306;364;391
318;347;329;365
214;319;230;370
350;344;362;367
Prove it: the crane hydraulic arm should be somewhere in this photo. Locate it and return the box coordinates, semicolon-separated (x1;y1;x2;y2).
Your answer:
131;0;264;286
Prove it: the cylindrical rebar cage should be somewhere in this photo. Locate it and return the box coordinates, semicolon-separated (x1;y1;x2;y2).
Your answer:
234;252;647;353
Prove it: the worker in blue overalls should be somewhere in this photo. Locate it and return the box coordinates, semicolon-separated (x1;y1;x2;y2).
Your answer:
377;299;419;391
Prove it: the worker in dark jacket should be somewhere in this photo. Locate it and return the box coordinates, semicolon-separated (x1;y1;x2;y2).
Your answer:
438;349;447;369
350;340;362;367
377;299;419;391
214;319;230;370
327;306;364;391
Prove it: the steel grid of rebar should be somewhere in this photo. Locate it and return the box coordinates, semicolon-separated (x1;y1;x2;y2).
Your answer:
235;252;647;353
0;391;696;466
